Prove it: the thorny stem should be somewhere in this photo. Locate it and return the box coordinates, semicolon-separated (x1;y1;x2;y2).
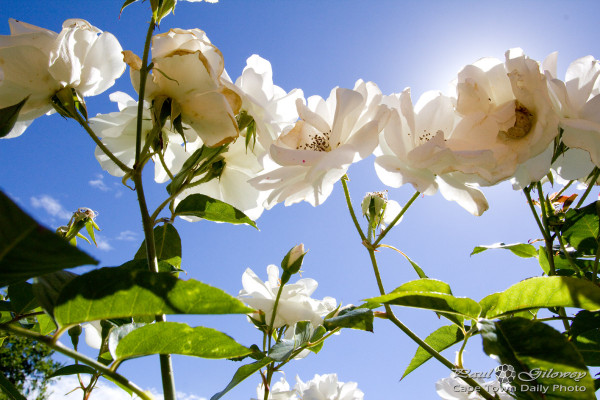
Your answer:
73;113;132;174
340;177;494;400
0;323;153;400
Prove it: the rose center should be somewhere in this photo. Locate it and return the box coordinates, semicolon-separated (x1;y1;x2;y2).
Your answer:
296;130;332;152
502;101;534;139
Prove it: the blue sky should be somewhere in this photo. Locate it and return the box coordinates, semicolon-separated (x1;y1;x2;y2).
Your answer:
2;1;600;399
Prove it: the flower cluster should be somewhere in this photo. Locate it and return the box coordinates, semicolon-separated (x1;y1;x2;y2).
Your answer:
3;18;600;219
254;374;364;400
0;19;124;137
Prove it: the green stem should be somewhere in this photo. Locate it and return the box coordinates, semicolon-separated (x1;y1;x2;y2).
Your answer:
373;191;420;247
73;113;132;174
340;176;367;242
575;167;600;209
556;232;583;278
135;16;156;166
366;249;494;400
555;180;574;199
132;171;176;400
523;187;556;275
339;177;493;399
157;150;175;181
593;243;600;285
263;282;285;400
535;183;571;332
0;323;152;400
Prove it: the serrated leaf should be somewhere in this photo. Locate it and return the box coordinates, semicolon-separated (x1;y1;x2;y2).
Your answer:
366;279;481;319
49;364;96;378
54;266;253;326
0;96;28;138
135;224;181;269
175;194;258;229
561;201;600;256
471;242;538;258
115;322;251;360
483;276;600;319
0;372;27;400
479;318;595;399
0;191;97;287
323;307;374;332
402;325;465;379
210;358;272;400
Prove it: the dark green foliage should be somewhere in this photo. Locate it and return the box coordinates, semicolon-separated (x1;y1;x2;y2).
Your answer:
0;335;61;400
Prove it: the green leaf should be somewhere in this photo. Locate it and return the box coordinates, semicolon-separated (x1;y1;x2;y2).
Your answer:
0;372;27;400
120;0;140;15
166;145;224;195
571;311;600;338
49;364;96;378
34;310;57;336
402;325;465;379
308;325;327;354
175;194;258;229
0;96;28;138
538;246;551;274
118;258;180;274
115;322;251;360
573;330;600;366
32;271;78;317
0;191;97;287
366;279;481;319
135;224;182;269
561;201;600;256
8;282;38;314
54;266;253;326
479;318;595;399
483;276;600;319
108;323;146;360
471;242;538;258
269;321;313;362
323;307;374;332
210;358;272;400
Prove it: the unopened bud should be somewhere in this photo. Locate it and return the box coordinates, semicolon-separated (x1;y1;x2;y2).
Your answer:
280;244;306;284
361;191;387;231
68;324;82;349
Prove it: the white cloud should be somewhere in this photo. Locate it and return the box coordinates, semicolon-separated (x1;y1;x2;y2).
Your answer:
47;377;207;400
30;195;72;220
95;234;113;251
117;230;138;241
89;174;110;192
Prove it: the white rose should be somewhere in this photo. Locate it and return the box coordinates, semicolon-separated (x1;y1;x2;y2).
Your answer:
0;18;125;138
